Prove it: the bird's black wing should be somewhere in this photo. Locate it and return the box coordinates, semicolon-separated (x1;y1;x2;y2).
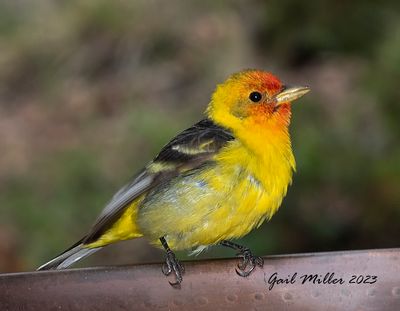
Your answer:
83;119;234;244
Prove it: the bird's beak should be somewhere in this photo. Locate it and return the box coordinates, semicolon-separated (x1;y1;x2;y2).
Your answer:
275;85;310;106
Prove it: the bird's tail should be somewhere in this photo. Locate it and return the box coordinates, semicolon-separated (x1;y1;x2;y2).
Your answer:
37;239;102;271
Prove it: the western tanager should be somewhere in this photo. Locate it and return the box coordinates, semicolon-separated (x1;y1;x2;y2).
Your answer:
38;70;309;285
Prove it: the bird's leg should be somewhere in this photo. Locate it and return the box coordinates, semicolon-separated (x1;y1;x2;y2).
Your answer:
220;240;264;277
160;237;185;286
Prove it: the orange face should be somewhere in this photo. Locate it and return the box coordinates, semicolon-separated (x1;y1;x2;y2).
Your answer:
208;70;309;130
231;71;288;121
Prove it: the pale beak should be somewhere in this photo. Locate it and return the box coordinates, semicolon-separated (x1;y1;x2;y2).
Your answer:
275;85;310;106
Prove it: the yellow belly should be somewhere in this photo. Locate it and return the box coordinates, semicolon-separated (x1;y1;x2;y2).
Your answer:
87;140;294;251
136;141;294;250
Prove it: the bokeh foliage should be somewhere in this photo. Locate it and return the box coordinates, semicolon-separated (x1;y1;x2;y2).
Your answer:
0;0;399;272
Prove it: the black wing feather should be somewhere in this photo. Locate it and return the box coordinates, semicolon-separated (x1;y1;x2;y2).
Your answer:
154;119;233;163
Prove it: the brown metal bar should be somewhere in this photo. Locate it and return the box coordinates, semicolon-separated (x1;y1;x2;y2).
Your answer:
1;248;400;310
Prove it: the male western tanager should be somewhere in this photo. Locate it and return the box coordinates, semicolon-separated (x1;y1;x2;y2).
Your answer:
38;69;309;285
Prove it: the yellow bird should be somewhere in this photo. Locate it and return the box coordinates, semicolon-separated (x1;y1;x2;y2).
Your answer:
38;70;309;285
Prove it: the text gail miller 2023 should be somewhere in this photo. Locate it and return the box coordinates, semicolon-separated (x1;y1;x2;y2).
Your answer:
266;272;377;290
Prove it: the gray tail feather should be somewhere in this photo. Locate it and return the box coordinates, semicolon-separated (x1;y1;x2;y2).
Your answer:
37;242;102;271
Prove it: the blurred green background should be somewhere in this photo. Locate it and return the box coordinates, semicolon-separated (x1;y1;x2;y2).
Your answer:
0;0;399;272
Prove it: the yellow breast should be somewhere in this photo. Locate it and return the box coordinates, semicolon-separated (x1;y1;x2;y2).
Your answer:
200;136;295;241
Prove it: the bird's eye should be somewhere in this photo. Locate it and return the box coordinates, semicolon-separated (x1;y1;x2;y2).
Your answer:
249;91;262;102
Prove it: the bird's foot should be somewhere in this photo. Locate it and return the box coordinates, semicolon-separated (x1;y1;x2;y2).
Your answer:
235;247;264;277
220;240;263;277
161;249;185;287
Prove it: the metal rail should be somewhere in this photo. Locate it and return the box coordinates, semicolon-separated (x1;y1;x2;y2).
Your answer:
1;248;399;310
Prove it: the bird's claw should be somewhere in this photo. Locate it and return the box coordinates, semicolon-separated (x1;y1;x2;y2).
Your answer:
235;248;264;277
161;250;185;287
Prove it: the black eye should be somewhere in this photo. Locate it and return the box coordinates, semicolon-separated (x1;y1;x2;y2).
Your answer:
249;91;262;102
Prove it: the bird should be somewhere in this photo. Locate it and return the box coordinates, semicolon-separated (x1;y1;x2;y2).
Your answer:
38;69;310;286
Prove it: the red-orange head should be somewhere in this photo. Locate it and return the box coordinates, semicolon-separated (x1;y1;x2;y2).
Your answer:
206;70;309;132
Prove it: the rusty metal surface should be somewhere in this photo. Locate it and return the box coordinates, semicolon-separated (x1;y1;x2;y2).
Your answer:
1;248;400;311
